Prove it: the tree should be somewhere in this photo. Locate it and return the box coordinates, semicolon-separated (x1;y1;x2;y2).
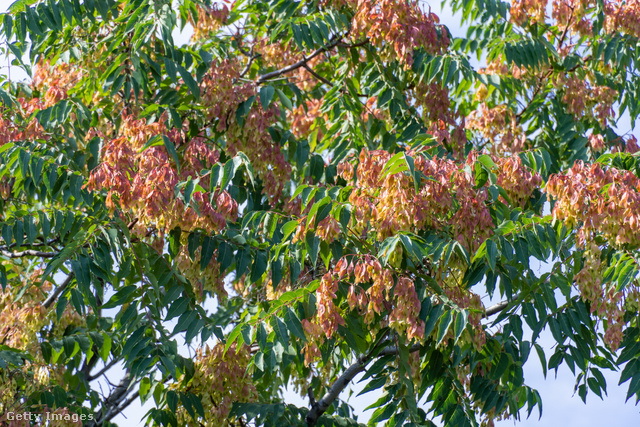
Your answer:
0;0;639;425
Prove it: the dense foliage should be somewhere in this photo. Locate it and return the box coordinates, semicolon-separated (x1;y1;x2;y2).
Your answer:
1;0;640;425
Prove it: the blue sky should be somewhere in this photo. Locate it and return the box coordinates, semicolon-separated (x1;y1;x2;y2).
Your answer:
0;0;638;425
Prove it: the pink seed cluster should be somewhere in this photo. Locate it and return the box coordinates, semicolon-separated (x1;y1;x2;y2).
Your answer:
496;155;542;208
190;4;230;40
605;0;640;38
85;114;237;235
313;256;425;345
200;60;291;203
346;149;496;253
574;243;631;351
557;74;617;125
546;161;640;248
351;0;449;67
466;103;526;154
174;343;257;426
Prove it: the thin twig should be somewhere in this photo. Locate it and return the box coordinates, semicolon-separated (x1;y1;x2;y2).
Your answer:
43;273;74;309
302;63;333;87
255;35;345;85
87;359;120;382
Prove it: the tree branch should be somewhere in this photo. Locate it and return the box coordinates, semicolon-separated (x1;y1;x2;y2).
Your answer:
305;299;519;425
484;300;509;318
238;44;257;79
87;358;120;382
0;238;60;251
302;63;333;87
43;273;74;309
255;35;344;85
304;343;420;426
336;38;369;48
101;389;140;425
0;248;57;258
89;373;133;427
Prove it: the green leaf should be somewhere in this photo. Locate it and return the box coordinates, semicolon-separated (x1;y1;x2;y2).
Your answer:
177;65;200;99
453;310;468;342
224;324;244;356
8;0;37;14
485;239;498;271
281;220;299;241
436;310;453;346
250;251;268;283
275;88;292;110
220;158;236;190
305;231;320;267
284;307;306;342
272;316;289;346
162;135;181;175
424;303;444;338
235;247;252;278
200;235;216;270
477;154;496;170
260;86;275;108
217;241;234;273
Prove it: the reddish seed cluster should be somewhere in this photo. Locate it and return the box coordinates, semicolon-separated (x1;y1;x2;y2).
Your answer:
625;136;640;154
552;0;594;35
478;56;527;80
589;134;606;152
313;256;425;343
190;3;230;40
293;214;337;246
388;277;425;341
85;114;237;234
510;0;547;26
0;98;47;146
556;74;617;125
605;0;640;38
175;247;226;301
0;270;84;356
349;256;394;324
510;0;594;35
288;98;326;140
510;0;640;38
589;133;639;154
546;161;640;248
361;96;386;122
346;149;494;252
173;343;257;426
301;319;325;366
448;156;495;253
0;270;85;414
316;272;345;338
351;0;449;66
32;60;82;107
426;120;468;159
201;60;291;203
573;243;629;351
496;156;542;207
413;82;454;125
466;103;526;154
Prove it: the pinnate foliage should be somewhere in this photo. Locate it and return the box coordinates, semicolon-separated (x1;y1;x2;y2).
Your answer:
1;0;640;426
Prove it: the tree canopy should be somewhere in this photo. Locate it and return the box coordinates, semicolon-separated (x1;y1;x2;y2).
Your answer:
1;0;640;425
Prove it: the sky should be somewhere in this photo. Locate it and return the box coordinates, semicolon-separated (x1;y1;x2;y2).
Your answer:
0;0;639;425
